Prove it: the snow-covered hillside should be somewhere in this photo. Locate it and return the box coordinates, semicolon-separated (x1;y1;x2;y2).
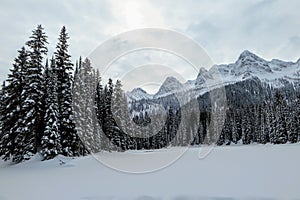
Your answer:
1;144;300;200
127;50;300;101
126;88;154;101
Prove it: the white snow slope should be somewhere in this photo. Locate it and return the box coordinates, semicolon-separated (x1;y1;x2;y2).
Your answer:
127;50;300;101
1;144;300;200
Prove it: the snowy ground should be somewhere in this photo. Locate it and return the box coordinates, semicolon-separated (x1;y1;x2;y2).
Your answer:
1;144;300;200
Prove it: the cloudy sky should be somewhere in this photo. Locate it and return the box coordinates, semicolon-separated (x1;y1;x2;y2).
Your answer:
1;0;300;91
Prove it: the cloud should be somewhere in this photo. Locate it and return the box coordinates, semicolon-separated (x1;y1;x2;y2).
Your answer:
182;0;300;64
1;0;300;91
274;36;300;61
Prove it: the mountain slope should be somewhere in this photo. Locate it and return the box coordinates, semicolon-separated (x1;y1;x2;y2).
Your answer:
127;50;300;101
126;88;153;101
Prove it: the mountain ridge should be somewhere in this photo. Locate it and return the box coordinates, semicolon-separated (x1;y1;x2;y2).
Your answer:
127;50;300;101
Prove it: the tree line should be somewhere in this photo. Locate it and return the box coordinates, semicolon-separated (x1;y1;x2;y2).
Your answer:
0;25;88;162
1;25;300;163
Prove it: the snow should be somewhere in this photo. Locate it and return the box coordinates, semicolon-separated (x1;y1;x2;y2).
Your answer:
154;76;184;98
126;50;300;101
1;144;300;199
126;88;154;101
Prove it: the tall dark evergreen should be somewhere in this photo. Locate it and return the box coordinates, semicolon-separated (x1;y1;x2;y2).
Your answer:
55;26;85;156
14;25;48;162
0;47;28;161
40;58;61;160
272;91;288;144
95;79;111;150
0;81;5;137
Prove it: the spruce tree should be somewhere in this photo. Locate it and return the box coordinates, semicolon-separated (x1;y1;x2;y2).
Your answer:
95;80;108;150
111;80;124;147
0;81;5;137
40;58;62;160
288;97;298;143
230;110;238;144
55;26;85;156
13;25;49;162
73;58;101;152
0;47;28;161
273;92;288;144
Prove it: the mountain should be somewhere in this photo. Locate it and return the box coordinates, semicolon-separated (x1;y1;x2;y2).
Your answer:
126;88;153;101
114;50;300;148
153;76;184;98
127;50;300;101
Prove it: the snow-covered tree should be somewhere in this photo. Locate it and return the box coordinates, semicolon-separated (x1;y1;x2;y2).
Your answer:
0;81;5;137
0;47;28;161
55;26;86;156
73;58;102;152
272;92;288;144
13;25;49;162
40;58;62;160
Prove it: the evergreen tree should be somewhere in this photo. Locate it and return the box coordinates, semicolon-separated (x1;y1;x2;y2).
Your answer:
12;25;49;162
92;69;103;152
0;81;5;137
0;47;28;161
73;58;101;152
95;79;112;150
259;103;270;144
288;97;298;143
40;58;61;160
242;107;251;144
55;26;86;156
25;24;48;148
273;92;288;144
230;110;238;144
111;80;126;148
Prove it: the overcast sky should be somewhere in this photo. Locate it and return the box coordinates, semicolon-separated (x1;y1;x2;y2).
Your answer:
1;0;300;91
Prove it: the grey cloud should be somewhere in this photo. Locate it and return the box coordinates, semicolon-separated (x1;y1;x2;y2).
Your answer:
274;36;300;61
183;0;300;64
1;0;300;87
0;0;113;82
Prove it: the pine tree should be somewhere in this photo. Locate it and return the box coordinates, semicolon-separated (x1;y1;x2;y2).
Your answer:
288;97;298;143
40;58;62;160
92;69;103;152
55;26;86;156
259;103;270;144
273;91;288;144
73;58;101;152
100;79;120;150
12;25;49;162
230;110;238;144
0;81;5;137
242;107;251;144
0;47;28;161
26;24;48;145
295;95;300;142
95;81;105;128
95;79;111;150
111;80;125;148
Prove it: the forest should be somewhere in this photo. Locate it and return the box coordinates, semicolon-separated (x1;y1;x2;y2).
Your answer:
0;25;299;164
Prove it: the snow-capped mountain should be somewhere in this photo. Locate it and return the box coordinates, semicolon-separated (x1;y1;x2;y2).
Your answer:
127;50;300;101
126;88;153;101
206;50;300;88
153;76;184;98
